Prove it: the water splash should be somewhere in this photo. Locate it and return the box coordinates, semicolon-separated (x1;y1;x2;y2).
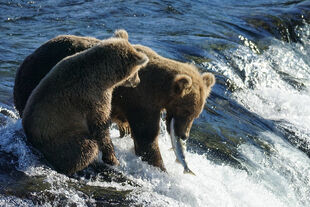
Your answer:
205;23;310;130
1;111;310;206
110;121;310;207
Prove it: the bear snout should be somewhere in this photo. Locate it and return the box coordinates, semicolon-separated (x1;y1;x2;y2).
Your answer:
127;72;140;88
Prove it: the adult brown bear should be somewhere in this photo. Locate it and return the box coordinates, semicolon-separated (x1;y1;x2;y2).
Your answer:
22;36;148;175
15;30;215;171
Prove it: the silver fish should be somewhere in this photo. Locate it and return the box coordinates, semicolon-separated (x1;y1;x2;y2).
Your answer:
170;118;195;175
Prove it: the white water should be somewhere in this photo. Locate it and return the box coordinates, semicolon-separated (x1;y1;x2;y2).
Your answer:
113;127;290;207
111;23;310;206
205;23;310;149
1;24;310;207
1;115;310;206
209;23;310;127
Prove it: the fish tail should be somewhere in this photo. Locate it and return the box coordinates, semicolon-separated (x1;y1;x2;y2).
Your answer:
184;168;196;176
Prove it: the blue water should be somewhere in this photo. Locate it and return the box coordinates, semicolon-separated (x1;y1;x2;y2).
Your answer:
1;0;310;206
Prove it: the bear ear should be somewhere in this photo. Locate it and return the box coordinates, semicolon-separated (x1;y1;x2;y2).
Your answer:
202;72;215;88
173;74;193;97
114;29;129;40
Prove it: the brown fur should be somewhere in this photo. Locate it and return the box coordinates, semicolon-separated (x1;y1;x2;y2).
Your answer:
14;31;132;117
14;35;100;117
113;29;129;40
22;37;148;175
111;45;215;171
15;31;215;172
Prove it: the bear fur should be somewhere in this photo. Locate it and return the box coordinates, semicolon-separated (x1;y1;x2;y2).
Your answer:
22;36;148;175
14;30;136;117
15;30;215;171
14;35;100;117
111;45;215;171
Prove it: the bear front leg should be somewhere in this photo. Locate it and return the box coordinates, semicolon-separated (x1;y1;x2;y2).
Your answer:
87;113;119;166
114;118;130;138
111;107;131;138
127;109;166;171
101;130;120;165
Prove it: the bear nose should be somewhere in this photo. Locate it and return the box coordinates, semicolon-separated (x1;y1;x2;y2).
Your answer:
131;79;140;87
130;75;140;87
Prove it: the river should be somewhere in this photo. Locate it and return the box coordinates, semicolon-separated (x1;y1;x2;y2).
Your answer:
0;0;310;206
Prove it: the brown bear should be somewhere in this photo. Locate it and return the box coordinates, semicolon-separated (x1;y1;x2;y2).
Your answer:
14;35;100;117
22;36;149;175
14;30;131;117
15;30;215;172
111;45;215;171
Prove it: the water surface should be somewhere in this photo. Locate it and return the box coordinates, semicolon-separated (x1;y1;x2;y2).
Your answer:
1;0;310;206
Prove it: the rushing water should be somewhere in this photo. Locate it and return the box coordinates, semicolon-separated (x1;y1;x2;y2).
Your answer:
1;0;310;206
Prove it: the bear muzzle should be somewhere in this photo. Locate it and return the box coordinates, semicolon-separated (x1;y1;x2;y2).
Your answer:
122;72;140;88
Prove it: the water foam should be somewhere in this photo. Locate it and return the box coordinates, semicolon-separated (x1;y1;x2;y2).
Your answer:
0;114;98;206
0;195;35;207
230;25;310;156
1;23;310;204
239;131;310;206
205;23;310;133
0;109;309;206
110;121;307;207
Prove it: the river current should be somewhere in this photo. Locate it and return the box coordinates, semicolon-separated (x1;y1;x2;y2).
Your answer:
0;0;310;206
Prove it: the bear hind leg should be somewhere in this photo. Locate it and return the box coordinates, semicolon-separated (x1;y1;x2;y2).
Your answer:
42;133;99;175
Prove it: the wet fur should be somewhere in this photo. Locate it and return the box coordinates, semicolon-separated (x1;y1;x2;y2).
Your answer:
22;37;148;175
15;31;214;172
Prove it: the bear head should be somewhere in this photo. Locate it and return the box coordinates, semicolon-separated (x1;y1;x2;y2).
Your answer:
111;29;146;88
133;44;215;141
94;36;148;88
166;68;215;140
